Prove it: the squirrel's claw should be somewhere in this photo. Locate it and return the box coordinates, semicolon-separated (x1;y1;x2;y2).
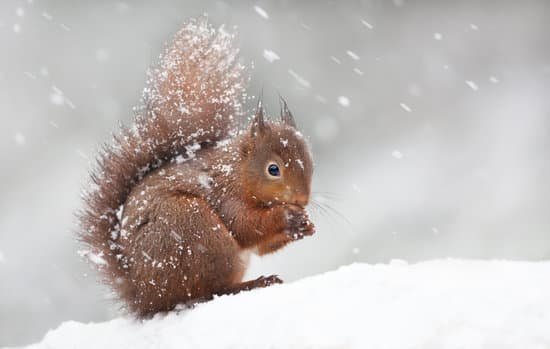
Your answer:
259;274;284;286
247;275;283;289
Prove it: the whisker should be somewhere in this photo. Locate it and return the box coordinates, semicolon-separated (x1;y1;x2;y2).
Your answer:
311;199;328;213
312;199;353;227
312;191;340;201
308;201;329;218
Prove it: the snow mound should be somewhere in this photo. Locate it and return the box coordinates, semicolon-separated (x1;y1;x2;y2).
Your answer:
20;260;550;349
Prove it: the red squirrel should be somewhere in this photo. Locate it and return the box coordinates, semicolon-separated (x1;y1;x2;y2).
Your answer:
79;18;315;316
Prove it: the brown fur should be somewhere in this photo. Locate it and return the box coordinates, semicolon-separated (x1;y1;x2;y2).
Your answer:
78;18;314;317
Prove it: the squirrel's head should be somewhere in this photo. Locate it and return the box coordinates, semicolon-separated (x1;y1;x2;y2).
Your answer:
240;97;313;208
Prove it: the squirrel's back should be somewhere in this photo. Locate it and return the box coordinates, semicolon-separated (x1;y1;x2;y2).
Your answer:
78;18;247;295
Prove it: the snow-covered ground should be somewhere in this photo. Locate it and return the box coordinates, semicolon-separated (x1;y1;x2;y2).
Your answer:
17;260;550;349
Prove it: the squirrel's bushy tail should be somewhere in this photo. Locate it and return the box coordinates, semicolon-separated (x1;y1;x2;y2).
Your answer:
78;18;247;295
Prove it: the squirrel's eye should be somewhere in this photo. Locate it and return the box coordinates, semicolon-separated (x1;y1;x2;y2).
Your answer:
267;163;281;177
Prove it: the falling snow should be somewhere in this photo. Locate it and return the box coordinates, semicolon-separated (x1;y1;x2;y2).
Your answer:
78;250;107;265
399;102;411;112
346;50;360;61
392;150;403;159
262;49;280;63
75;149;88;160
253;6;269;20
465;80;479;91
314;95;327;104
337;96;350;107
288;69;311;88
353;68;364;76
361;19;373;29
24;71;36;79
330;56;342;64
42;12;53;21
50;87;65;105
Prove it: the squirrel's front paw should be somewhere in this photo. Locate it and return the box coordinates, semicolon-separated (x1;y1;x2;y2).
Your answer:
284;206;315;240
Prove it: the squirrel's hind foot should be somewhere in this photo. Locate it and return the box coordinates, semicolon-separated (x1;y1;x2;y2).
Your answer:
218;275;283;296
250;275;284;288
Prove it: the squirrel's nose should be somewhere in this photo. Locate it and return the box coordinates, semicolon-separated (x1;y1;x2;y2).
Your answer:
292;193;309;207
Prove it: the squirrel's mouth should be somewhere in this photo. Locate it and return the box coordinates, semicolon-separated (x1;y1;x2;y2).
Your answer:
280;202;309;211
281;194;309;208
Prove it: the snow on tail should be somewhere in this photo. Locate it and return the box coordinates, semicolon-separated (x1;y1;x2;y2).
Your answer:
78;17;248;303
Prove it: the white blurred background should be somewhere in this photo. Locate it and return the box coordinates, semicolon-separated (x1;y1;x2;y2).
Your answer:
1;0;550;346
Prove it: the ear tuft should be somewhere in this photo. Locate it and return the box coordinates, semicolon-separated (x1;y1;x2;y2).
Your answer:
251;90;266;136
279;95;297;128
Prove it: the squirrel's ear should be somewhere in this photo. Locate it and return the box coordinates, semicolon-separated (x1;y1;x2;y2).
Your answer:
279;95;297;128
250;93;266;137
